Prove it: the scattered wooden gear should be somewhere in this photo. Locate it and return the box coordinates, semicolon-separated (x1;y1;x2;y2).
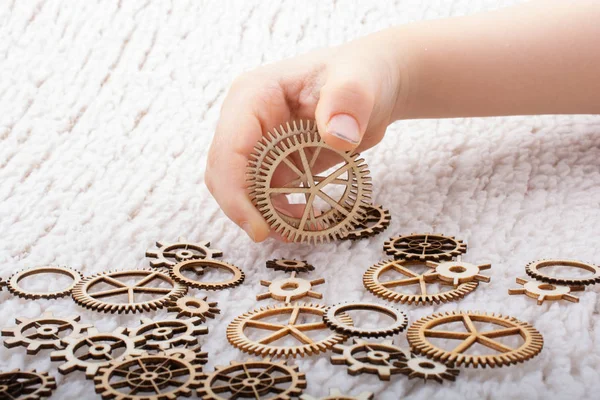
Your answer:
169;259;245;290
384;234;467;261
266;259;315;273
323;302;407;338
508;277;582;305
525;259;600;286
146;237;223;268
6;266;82;300
93;355;203;400
330;338;409;381
129;317;208;350
301;388;374;400
407;311;544;368
394;354;460;383
197;358;307;399
0;369;57;400
340;204;391;240
166;296;220;322
2;312;92;355
425;259;491;286
363;259;478;304
227;303;352;358
257;271;325;303
247;120;372;243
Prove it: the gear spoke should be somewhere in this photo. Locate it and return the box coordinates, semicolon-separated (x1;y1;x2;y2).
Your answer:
257;328;290;345
245;320;285;331
481;326;522;338
476;335;516;353
451;335;478;353
424;329;472;340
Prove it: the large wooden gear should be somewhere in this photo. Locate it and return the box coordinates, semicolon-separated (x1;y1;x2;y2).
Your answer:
407;311;544;368
525;259;600;286
384;234;467;261
146;237;223;268
0;369;57;400
247;120;372;243
6;266;82;300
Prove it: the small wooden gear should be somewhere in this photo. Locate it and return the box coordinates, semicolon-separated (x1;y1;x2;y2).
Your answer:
169;259;245;290
72;269;187;314
257;271;325;303
407;311;544;368
384;234;467;261
301;388;374;400
93;355;203;400
394;354;460;383
425;259;491;286
340;204;391;240
129;317;208;350
227;303;352;358
6;266;82;300
330;338;409;381
266;259;315;273
363;259;478;304
508;277;583;305
0;369;57;400
323;302;407;338
165;296;220;322
146;237;223;268
197;358;307;399
247;120;372;243
525;259;600;286
2;312;92;355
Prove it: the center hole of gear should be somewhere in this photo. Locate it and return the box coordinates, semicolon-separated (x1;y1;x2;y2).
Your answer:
538;283;556;291
281;282;300;291
419;361;436;369
449;266;467;273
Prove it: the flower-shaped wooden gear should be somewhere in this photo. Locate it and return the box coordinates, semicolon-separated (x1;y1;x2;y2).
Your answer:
146;237;223;268
257;271;325;303
508;277;583;305
394;354;460;383
425;259;491;286
0;369;57;400
166;296;220;322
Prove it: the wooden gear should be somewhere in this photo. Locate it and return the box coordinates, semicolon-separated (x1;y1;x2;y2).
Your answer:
508;277;583;305
394;354;460;383
197;358;307;400
525;259;600;286
0;369;57;400
257;271;325;303
72;269;187;314
384;234;467;261
227;303;352;358
340;204;391;240
159;344;208;366
165;296;220;322
300;388;374;400
363;259;478;304
6;266;82;300
128;317;208;350
146;237;223;268
323;302;407;338
425;259;491;286
266;259;315;273
407;311;544;368
169;259;245;290
247;120;372;243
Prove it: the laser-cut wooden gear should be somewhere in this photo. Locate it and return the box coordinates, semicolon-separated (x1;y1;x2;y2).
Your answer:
300;388;374;400
340;204;391;240
227;303;352;358
72;269;187;314
257;271;325;303
247;120;372;243
129;317;208;350
425;259;491;286
330;339;409;381
0;369;57;400
146;237;223;268
6;266;82;300
407;311;544;368
525;259;600;286
394;354;460;383
266;259;315;273
197;358;307;400
323;302;407;338
363;259;478;304
384;234;467;261
165;296;220;322
169;259;245;290
93;355;203;400
508;277;583;305
2;312;92;355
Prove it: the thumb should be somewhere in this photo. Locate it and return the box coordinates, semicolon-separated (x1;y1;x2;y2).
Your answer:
315;68;376;152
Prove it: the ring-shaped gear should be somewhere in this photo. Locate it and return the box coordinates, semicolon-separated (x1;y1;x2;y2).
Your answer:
6;266;82;300
227;303;352;358
363;259;478;304
93;355;203;400
166;296;220;322
0;369;57;400
407;311;544;368
340;204;391;241
384;234;467;261
129;317;208;350
323;302;407;338
146;237;223;268
72;269;187;314
394;354;460;383
170;259;245;290
50;327;146;378
508;277;583;305
248;120;372;243
525;259;600;286
197;358;307;400
2;312;92;355
266;259;315;273
331;339;410;381
301;388;374;400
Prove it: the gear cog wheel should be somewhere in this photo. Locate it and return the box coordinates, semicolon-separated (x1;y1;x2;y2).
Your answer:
129;317;208;350
384;234;467;261
301;388;374;400
257;271;325;303
146;237;223;268
161;344;208;365
169;259;245;290
525;259;600;286
508;277;583;305
394;354;460;383
166;296;220;322
323;302;407;338
0;369;57;400
197;358;307;400
340;204;391;240
6;266;82;300
266;259;315;273
2;312;92;355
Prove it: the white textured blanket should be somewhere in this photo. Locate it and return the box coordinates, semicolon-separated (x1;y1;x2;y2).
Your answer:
1;1;600;399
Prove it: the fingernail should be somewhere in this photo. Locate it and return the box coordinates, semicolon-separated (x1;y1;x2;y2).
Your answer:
240;222;256;241
327;114;360;144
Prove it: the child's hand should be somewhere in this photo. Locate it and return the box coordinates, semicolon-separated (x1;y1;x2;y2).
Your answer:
205;30;408;242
